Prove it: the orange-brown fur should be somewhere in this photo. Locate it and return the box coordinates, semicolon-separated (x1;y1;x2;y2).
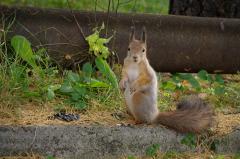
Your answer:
120;27;213;133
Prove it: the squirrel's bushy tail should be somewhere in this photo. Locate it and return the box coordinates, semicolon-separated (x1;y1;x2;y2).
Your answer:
153;96;213;133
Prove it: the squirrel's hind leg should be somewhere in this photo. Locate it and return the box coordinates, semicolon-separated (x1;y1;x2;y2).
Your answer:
131;91;158;124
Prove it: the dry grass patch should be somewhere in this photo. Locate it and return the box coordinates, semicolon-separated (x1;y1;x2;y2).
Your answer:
0;100;239;138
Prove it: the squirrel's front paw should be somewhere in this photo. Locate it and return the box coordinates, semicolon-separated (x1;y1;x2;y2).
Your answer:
129;82;138;94
119;79;127;91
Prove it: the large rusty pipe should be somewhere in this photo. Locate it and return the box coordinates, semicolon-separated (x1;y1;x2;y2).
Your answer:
0;5;240;73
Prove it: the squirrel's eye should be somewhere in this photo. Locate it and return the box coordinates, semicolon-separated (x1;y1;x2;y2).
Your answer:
142;49;145;52
128;48;130;51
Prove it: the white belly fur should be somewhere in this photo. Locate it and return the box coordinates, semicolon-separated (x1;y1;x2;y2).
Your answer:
127;64;139;82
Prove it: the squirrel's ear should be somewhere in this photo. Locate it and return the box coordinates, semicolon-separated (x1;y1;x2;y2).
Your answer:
129;26;135;41
141;26;147;43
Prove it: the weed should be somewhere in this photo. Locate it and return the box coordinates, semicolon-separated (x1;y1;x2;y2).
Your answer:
160;70;225;95
127;156;135;159
86;23;118;89
0;15;122;116
57;24;119;110
11;35;40;72
46;155;55;159
145;143;160;157
9;35;59;101
159;70;240;111
180;133;197;149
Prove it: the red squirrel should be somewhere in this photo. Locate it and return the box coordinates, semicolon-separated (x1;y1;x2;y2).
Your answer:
119;27;213;133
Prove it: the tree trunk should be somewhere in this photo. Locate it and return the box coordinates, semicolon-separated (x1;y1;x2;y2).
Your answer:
169;0;240;18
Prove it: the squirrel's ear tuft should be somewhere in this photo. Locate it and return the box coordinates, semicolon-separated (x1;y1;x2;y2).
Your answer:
129;26;135;41
141;26;147;43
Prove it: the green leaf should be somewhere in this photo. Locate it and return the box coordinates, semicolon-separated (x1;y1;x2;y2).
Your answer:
46;84;60;100
67;71;80;83
82;62;92;77
70;92;82;101
11;35;38;69
215;155;226;159
215;74;224;84
188;77;201;90
86;32;98;44
60;81;73;93
161;81;176;91
207;74;213;83
146;144;160;157
74;100;87;110
181;133;197;149
46;156;55;159
178;73;201;90
197;70;213;82
197;70;208;80
47;88;55;100
49;84;61;91
214;86;225;95
68;86;87;102
34;48;48;64
95;57;118;89
99;45;110;59
172;74;181;83
74;85;87;96
86;24;111;59
89;80;110;88
175;73;191;80
127;156;135;159
84;77;110;88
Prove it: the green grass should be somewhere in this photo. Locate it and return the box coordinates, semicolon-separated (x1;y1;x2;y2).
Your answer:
0;0;169;14
0;21;123;114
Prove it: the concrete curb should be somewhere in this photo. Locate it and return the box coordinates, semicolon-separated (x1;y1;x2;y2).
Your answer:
215;127;240;154
0;125;239;158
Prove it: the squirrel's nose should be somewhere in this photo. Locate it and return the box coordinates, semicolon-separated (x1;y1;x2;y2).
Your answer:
133;56;137;60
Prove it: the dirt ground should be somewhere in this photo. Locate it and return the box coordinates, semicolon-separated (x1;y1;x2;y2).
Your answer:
0;102;239;137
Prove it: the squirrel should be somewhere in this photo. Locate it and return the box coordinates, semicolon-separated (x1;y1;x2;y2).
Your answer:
119;27;213;133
